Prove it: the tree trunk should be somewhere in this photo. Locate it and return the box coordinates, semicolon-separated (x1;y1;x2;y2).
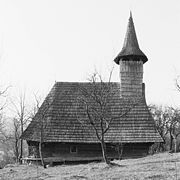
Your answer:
15;139;19;163
100;140;110;164
117;143;124;160
174;137;177;153
19;139;23;164
19;121;23;164
159;142;165;152
39;142;46;168
169;133;173;151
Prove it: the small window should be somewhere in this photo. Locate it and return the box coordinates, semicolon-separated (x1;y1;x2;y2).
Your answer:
70;146;77;153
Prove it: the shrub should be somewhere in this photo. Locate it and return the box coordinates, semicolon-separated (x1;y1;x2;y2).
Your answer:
0;153;15;169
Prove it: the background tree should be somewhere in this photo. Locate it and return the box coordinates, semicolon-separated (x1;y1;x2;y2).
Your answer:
10;92;30;163
166;107;180;152
150;105;180;153
0;86;9;143
8;93;43;165
149;105;169;152
34;97;50;168
29;94;42;120
0;116;7;143
11;117;21;162
0;87;14;168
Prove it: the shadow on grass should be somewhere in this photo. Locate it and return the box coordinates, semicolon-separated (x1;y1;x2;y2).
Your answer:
103;162;126;169
67;175;88;180
53;160;101;166
144;174;164;180
110;162;125;167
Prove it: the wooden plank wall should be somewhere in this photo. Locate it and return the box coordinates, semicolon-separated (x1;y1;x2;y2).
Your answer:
119;60;143;97
27;141;152;160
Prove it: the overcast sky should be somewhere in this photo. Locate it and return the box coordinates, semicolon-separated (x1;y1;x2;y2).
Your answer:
0;0;180;107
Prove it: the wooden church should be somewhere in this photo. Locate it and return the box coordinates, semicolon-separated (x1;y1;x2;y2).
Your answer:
21;13;162;163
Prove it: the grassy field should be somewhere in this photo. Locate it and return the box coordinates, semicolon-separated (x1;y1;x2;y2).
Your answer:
0;152;180;180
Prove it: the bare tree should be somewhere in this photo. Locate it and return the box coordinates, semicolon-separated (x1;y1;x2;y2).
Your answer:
11;92;30;163
173;78;180;152
12;118;21;162
114;142;124;160
0;115;8;144
166;107;180;153
149;105;169;152
150;104;180;153
76;72;136;164
0;87;10;143
10;92;46;166
0;87;10;145
35;97;50;168
29;94;45;166
29;94;42;120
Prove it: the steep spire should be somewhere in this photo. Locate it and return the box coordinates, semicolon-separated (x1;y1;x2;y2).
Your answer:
114;13;148;64
130;10;132;19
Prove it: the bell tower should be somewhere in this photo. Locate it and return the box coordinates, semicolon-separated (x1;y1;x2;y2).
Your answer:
114;12;148;98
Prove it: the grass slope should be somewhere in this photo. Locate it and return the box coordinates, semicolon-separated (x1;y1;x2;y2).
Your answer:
0;152;180;180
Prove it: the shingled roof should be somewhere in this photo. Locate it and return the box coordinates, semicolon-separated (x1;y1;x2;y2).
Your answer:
21;82;162;143
114;12;148;64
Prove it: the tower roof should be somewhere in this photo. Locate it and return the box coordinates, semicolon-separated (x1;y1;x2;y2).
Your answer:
114;12;148;64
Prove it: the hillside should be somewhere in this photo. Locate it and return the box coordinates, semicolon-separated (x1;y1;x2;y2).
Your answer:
0;152;180;180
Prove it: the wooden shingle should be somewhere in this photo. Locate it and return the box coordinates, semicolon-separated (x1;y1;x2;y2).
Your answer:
21;82;162;143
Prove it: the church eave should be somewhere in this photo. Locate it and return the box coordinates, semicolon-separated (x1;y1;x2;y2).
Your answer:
114;54;148;64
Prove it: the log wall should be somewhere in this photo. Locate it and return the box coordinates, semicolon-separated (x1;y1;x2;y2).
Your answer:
27;141;152;161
